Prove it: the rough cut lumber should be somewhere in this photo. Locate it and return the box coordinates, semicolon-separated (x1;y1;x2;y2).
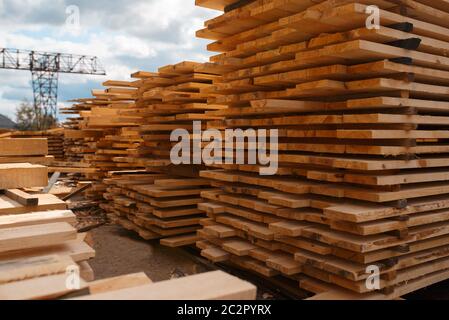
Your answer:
0;139;48;156
0;273;87;300
0;222;77;253
1;130;64;161
87;272;152;295
4;189;39;206
0;234;95;263
0;164;48;189
194;0;449;300
0;255;75;285
0;210;76;229
0;194;67;216
0;156;53;165
74;271;257;300
79;261;95;282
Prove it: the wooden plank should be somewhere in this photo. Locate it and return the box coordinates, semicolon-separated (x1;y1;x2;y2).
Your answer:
79;261;95;282
0;164;48;189
0;273;87;300
0;210;76;229
0;139;48;156
88;273;152;295
4;189;39;206
160;233;201;247
0;255;75;284
0;156;53;165
0;223;77;253
0;194;67;216
74;271;257;300
0;235;95;263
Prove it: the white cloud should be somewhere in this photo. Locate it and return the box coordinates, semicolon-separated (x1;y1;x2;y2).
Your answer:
0;0;217;120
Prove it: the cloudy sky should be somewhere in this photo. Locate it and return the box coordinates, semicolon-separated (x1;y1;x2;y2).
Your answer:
0;0;217;120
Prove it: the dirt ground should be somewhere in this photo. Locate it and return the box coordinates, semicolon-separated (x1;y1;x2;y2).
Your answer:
87;224;449;300
88;224;209;282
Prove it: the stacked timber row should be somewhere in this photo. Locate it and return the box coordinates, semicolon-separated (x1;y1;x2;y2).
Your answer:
0;138;96;300
61;99;106;182
0;135;53;165
104;61;226;247
61;79;145;201
0;128;65;161
195;0;449;299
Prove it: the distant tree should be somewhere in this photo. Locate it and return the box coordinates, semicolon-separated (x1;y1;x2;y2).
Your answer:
15;100;35;131
15;99;57;131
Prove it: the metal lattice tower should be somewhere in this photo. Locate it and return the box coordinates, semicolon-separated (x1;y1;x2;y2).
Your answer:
0;48;106;128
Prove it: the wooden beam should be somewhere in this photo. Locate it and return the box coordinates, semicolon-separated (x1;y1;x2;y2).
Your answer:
0;194;67;216
74;271;257;300
0;210;76;229
0;222;77;253
0;255;75;285
0;164;48;189
4;189;39;206
0;139;48;156
0;273;87;300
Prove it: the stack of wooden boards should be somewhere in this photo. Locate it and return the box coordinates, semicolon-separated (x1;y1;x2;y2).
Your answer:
194;0;449;299
0;153;97;300
103;171;216;247
125;61;225;168
0;137;52;165
102;61;227;246
0;210;97;300
61;79;145;201
1;128;65;161
0;210;255;300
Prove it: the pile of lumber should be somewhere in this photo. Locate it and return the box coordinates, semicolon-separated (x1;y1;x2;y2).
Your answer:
0;137;52;165
0;155;96;300
102;61;226;246
1;128;65;161
0;211;96;300
126;61;224;168
0;167;254;300
194;0;449;299
61;79;145;201
104;172;215;247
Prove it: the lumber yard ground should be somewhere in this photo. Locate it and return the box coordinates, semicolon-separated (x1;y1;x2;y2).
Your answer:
88;224;281;300
87;224;449;300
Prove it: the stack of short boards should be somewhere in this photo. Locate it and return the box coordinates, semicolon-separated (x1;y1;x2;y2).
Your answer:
0;136;53;165
100;61;228;247
0;140;256;300
192;0;449;299
0;138;96;299
0;128;65;161
61;79;145;201
0;167;255;300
